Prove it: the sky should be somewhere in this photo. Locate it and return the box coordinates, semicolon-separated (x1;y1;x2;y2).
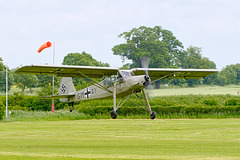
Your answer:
0;0;240;70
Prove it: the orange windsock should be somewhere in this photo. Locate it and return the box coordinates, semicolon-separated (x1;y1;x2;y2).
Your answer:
37;41;52;53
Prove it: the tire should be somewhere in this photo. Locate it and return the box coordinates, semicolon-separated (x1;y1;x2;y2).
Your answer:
150;111;156;119
110;110;117;119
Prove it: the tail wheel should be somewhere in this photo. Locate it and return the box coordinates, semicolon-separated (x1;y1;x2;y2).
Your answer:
110;110;117;119
150;111;156;119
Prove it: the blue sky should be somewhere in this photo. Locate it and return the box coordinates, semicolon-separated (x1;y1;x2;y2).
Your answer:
0;0;239;70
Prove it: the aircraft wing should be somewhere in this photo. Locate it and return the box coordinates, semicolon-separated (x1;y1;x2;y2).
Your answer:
131;68;218;79
15;64;120;78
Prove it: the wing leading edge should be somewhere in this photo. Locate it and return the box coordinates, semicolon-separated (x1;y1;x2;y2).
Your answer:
15;64;120;78
132;68;218;79
16;65;218;79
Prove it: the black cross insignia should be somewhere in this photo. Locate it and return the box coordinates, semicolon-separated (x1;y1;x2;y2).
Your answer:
84;88;91;99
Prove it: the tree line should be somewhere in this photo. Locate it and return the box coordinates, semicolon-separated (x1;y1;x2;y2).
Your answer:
0;26;239;93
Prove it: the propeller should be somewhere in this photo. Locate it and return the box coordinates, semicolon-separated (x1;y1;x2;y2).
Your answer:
140;56;151;88
140;56;156;99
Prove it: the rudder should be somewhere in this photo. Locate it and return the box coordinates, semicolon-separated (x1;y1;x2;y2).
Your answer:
60;77;76;95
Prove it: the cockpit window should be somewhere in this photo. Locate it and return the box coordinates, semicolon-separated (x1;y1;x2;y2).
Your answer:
120;70;134;80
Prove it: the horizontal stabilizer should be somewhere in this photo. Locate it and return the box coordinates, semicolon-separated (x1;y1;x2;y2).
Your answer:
40;93;75;99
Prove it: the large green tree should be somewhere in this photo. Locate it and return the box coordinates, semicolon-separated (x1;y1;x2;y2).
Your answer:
112;26;184;68
112;26;185;88
62;51;109;67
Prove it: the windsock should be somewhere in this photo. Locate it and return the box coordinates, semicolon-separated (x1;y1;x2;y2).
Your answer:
37;41;52;53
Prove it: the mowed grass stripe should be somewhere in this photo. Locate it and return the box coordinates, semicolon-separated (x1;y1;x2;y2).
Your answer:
0;119;240;160
150;85;240;96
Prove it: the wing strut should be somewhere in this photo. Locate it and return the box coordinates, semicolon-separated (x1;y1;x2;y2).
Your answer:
76;71;113;94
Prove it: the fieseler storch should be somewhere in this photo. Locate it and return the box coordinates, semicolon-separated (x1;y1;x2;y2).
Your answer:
16;59;217;119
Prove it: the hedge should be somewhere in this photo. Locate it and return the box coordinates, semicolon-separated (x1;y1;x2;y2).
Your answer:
1;94;240;119
78;105;240;118
77;95;240;118
0;94;66;111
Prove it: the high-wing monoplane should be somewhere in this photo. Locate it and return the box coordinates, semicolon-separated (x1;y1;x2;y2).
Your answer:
16;64;217;119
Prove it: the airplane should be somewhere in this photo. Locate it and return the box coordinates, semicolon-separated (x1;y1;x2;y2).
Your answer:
16;64;217;119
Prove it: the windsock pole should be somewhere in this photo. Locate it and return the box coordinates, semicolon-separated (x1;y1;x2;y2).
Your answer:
52;42;55;113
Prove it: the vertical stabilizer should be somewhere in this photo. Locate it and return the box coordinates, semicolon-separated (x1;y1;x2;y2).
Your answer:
60;77;76;95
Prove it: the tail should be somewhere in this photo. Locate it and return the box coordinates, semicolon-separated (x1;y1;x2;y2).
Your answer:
60;77;76;95
39;77;76;99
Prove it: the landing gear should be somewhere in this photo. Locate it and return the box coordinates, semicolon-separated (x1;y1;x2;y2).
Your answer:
150;111;156;119
111;110;117;119
110;88;157;119
69;102;74;112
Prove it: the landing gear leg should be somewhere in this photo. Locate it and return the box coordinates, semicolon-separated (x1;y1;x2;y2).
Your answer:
69;102;74;112
142;89;156;119
111;75;117;119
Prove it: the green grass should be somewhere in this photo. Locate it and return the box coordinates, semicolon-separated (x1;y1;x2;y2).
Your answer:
0;119;240;159
150;85;240;97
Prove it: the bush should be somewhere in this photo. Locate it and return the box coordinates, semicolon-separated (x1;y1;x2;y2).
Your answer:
203;98;220;106
225;98;240;106
0;93;65;111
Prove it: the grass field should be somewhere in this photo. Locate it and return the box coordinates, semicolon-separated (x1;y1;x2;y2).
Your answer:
1;119;240;160
150;85;240;97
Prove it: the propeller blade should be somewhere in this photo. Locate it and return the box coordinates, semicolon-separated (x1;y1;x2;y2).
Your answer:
141;56;151;88
140;56;150;69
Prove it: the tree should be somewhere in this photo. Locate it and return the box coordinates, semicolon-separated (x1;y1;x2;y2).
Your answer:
13;71;38;92
112;26;184;88
181;46;216;69
112;26;184;68
214;74;227;86
112;26;217;88
62;51;110;87
62;51;109;67
217;64;240;85
179;46;217;86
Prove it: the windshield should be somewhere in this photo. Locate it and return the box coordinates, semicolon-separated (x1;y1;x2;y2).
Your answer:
120;70;134;80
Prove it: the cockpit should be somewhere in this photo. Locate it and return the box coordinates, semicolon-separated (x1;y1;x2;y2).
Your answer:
103;70;135;87
119;70;135;80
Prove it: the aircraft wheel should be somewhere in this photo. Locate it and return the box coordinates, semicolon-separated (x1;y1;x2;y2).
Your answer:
150;111;156;119
111;110;117;119
69;107;73;112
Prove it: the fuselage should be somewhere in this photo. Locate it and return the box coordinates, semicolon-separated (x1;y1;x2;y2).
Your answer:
60;71;147;103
